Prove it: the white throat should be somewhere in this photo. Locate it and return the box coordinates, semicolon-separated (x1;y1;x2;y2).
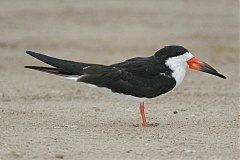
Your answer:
165;52;194;88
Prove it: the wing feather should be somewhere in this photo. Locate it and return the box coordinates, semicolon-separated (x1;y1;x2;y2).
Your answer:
79;56;176;98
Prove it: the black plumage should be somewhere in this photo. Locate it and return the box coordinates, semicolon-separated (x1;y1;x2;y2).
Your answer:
25;46;181;98
25;45;226;127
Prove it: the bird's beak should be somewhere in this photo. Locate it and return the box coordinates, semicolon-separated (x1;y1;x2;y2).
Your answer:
187;57;226;79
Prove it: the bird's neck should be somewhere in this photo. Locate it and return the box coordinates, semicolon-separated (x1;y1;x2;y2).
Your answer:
171;65;187;88
165;58;188;88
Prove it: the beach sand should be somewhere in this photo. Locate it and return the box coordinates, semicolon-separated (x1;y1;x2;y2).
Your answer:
0;0;239;159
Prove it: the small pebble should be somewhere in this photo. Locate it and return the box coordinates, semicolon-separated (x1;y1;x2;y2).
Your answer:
55;154;64;159
183;148;196;153
126;150;133;153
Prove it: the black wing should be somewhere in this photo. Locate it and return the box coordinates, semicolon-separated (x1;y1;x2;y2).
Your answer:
79;56;176;98
25;51;176;98
25;51;101;76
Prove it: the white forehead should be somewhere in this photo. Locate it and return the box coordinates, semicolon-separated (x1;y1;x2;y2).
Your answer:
165;52;194;65
179;52;195;61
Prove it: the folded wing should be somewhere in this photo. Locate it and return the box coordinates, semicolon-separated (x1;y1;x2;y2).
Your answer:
25;51;176;98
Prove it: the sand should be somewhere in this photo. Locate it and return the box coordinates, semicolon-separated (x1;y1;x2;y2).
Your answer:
0;0;239;159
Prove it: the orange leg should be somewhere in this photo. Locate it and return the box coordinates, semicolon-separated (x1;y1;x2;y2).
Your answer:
139;102;149;127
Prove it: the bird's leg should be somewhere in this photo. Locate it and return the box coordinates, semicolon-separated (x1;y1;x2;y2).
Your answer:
139;102;149;127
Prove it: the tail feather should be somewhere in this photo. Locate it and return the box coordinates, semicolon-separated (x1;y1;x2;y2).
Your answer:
25;66;71;76
25;66;80;81
25;51;109;82
25;51;89;75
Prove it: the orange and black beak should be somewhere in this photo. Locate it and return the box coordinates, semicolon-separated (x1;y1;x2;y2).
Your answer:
187;57;226;79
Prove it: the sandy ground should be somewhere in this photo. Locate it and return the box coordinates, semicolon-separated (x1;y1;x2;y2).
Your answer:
0;0;239;159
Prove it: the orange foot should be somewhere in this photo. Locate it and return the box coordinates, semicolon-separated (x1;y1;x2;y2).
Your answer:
139;102;159;127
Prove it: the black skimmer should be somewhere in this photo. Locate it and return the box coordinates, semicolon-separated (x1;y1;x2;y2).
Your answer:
25;45;226;127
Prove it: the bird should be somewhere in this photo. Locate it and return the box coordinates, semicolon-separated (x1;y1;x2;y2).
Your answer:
25;45;226;127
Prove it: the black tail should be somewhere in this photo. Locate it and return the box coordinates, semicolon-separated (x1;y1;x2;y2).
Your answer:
24;66;77;77
25;51;90;75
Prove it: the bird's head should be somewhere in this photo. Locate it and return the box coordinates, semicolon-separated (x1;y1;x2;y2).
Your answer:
155;45;226;79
